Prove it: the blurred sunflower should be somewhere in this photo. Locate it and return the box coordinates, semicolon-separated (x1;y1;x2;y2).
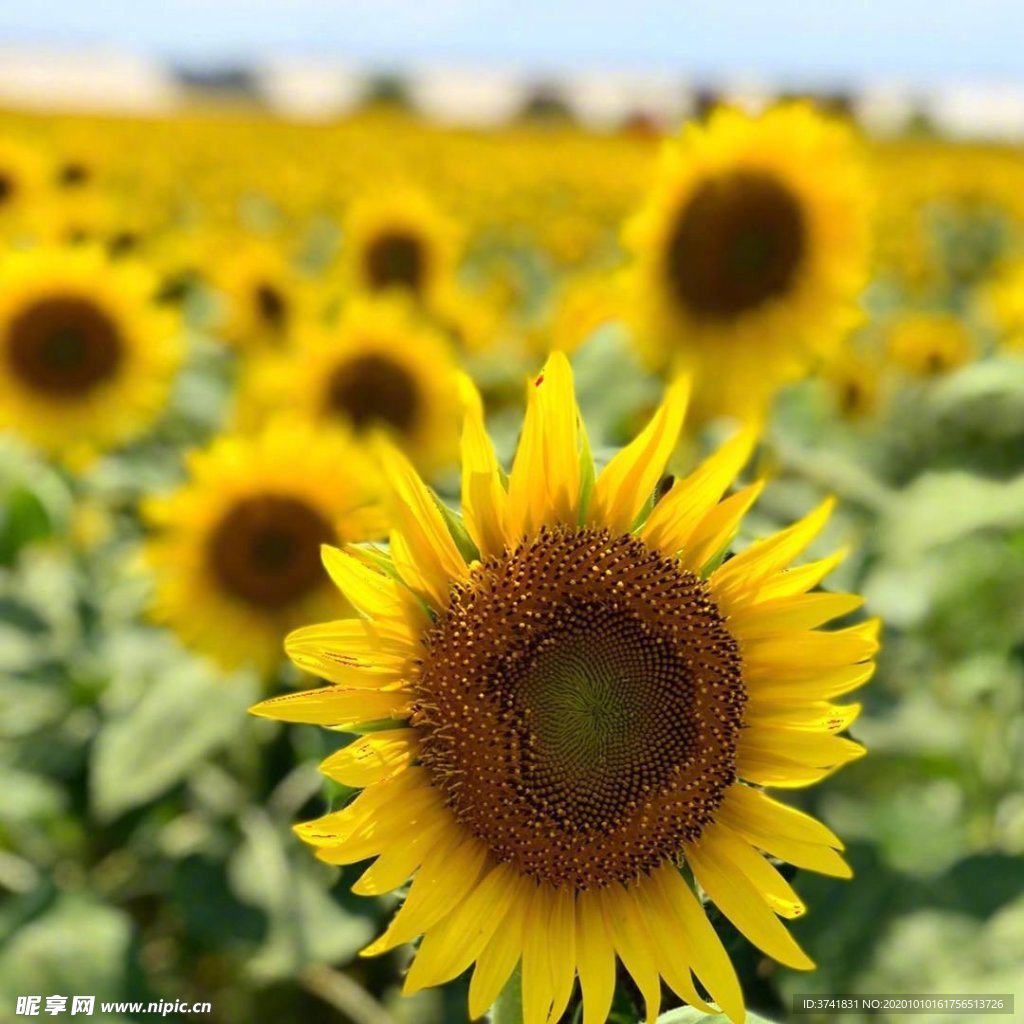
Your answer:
886;311;976;377
982;259;1024;351
55;154;96;191
0;246;180;465
626;103;871;425
144;418;387;672
824;349;884;421
342;188;459;305
244;297;467;474
253;353;877;1024
33;188;115;249
0;137;46;225
426;283;501;355
543;269;626;355
212;241;307;350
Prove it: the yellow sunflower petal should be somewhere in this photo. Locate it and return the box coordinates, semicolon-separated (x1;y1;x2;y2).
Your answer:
316;788;448;865
376;440;468;609
700;823;807;919
742;620;880;675
285;619;414;686
717;786;851;878
319;729;418;787
712;498;835;606
545;886;577;1024
631;875;718;1016
677;481;765;574
321;544;421;623
350;816;449;896
467;877;533;1019
295;767;428;848
748;832;851;878
576;890;617;1024
649;863;745;1024
461;399;508;559
521;885;556;1024
744;700;862;733
745;660;876;700
402;861;522;993
588;375;690;534
363;831;489;956
641;424;757;555
597;884;661;1024
387;528;427;606
738;729;866;788
249;686;410;727
506;353;581;542
686;835;815;970
722;783;841;843
727;591;865;640
752;547;849;601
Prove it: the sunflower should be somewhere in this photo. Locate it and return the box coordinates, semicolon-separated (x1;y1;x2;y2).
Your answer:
981;259;1024;352
251;353;877;1024
543;269;626;355
625;103;871;425
823;349;884;421
426;282;502;355
342;188;460;305
0;137;46;227
0;246;180;465
144;418;388;672
885;311;975;378
211;240;309;350
243;297;467;474
52;137;103;192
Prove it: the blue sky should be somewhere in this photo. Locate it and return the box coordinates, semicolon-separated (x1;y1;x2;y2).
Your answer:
2;0;1023;84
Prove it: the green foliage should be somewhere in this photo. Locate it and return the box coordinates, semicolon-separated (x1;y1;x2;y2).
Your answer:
0;896;133;1014
229;811;373;980
657;1010;779;1024
90;646;259;820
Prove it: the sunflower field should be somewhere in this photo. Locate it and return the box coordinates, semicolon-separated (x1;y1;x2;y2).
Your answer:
1;98;1023;1024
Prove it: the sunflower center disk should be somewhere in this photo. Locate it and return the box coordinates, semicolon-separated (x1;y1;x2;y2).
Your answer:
7;296;123;398
59;162;90;188
326;353;420;436
0;173;13;204
364;231;425;292
208;495;334;611
254;282;288;330
666;169;806;320
414;525;746;889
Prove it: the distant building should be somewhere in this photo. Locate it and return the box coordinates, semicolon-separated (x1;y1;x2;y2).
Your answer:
255;58;365;120
0;47;179;114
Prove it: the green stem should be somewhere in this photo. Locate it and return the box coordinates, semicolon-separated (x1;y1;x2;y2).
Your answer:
491;963;523;1024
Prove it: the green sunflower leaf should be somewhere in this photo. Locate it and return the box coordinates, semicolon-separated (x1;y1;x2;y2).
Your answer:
656;1007;780;1023
90;641;259;820
0;486;53;567
0;896;133;1011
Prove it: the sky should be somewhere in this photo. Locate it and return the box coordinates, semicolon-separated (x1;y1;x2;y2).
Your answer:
2;0;1024;85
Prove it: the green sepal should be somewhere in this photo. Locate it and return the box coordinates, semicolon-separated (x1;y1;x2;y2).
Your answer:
629;474;673;534
432;492;482;564
698;539;734;578
348;541;399;578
